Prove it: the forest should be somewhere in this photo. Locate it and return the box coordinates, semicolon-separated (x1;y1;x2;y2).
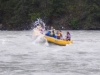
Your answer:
0;0;100;30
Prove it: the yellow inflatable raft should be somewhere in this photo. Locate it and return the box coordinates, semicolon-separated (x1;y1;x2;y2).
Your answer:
44;36;73;46
33;29;73;46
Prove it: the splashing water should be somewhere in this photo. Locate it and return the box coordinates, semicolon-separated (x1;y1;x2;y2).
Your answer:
34;18;45;30
32;18;48;46
32;35;49;46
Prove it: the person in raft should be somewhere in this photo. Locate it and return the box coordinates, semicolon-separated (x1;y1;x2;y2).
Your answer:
65;32;71;41
36;25;44;34
45;26;56;38
56;30;63;39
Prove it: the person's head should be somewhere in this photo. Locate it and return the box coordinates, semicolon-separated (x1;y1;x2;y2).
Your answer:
67;32;70;34
56;30;59;34
51;26;54;30
59;30;62;32
57;30;59;32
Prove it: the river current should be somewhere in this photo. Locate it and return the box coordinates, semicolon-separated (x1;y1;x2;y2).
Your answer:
0;30;100;75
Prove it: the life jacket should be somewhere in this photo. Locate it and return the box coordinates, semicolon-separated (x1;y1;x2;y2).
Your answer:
57;32;60;36
57;32;62;39
60;32;62;37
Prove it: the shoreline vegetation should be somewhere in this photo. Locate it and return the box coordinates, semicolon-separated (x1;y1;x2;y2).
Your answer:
0;0;100;30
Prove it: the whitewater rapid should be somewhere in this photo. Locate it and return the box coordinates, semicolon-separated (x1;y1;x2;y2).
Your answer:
0;30;100;75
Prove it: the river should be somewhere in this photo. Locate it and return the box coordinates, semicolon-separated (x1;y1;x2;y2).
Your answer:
0;30;100;75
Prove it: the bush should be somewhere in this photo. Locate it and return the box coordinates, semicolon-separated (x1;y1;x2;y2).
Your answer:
29;13;41;21
70;18;79;29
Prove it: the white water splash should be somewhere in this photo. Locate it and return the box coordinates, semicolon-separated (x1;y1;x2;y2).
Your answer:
32;18;48;46
33;18;46;31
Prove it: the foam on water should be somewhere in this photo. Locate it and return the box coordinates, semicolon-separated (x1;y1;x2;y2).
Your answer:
1;39;7;45
0;30;100;75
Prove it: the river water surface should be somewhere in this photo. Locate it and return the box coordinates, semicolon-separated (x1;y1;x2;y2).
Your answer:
0;30;100;75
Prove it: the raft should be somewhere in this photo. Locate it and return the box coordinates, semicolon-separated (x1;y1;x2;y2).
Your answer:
44;36;73;46
33;29;73;46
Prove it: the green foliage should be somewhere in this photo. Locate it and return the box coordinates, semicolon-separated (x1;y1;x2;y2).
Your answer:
29;13;41;20
70;18;79;29
1;0;100;30
52;0;66;17
33;0;40;8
